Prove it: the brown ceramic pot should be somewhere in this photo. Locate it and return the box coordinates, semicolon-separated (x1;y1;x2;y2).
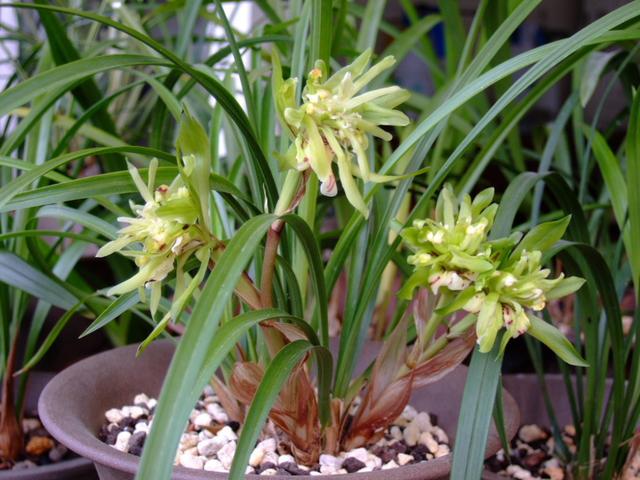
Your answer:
39;341;520;480
1;372;97;480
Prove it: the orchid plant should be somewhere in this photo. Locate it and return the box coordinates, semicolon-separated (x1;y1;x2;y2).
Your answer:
92;53;585;476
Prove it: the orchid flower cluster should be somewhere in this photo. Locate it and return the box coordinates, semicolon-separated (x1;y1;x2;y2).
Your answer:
402;186;586;353
273;49;410;218
97;114;214;325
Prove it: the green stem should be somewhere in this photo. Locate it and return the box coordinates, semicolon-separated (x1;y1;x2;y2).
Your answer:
420;292;451;346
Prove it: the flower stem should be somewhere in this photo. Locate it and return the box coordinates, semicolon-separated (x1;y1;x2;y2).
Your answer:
420;292;451;346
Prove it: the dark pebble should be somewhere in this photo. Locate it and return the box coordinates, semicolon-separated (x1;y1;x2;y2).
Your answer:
29;428;50;438
105;428;121;445
279;462;308;475
410;444;428;462
275;468;292;475
117;417;137;430
257;462;277;473
429;413;438;426
342;457;366;473
127;432;146;456
376;446;396;464
390;441;408;454
524;450;546;466
227;421;240;432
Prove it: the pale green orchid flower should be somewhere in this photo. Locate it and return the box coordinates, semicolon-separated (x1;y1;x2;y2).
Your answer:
402;186;586;355
272;49;410;218
97;159;209;310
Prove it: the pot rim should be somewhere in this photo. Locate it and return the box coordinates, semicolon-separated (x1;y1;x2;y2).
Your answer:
0;457;95;479
39;341;519;480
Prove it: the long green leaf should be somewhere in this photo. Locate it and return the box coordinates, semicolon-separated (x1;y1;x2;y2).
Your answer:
80;291;140;338
0;252;77;309
0;146;171;211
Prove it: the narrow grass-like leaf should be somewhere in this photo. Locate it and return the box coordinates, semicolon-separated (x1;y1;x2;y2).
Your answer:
0;252;77;309
281;214;328;347
0;54;171;119
80;291;139;338
356;0;386;52
451;343;502;479
16;298;88;375
0;146;171;211
626;91;640;289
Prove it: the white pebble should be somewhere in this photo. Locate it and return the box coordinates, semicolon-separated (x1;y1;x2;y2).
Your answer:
193;412;213;428
205;403;229;423
105;408;124;424
320;465;338;474
121;405;145;419
278;454;295;464
134;422;149;434
113;431;131;452
216;426;237;442
262;451;279;465
433;426;449;444
22;418;42;432
147;398;157;409
261;469;277;476
203;385;215;397
198;430;213;441
319;454;342;469
421;432;439;454
403;423;420;446
180;433;198;450
345;448;368;463
519;424;547;443
179;453;204;469
256;437;277;453
358;466;375;472
413;412;432;432
133;393;149;405
435;444;450;458
382;460;399;469
197;437;226;457
403;405;417;421
184;446;198;457
203;459;226;472
507;464;533;479
249;446;265;467
366;453;382;469
217;441;236;469
390;425;403;440
397;453;414;465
